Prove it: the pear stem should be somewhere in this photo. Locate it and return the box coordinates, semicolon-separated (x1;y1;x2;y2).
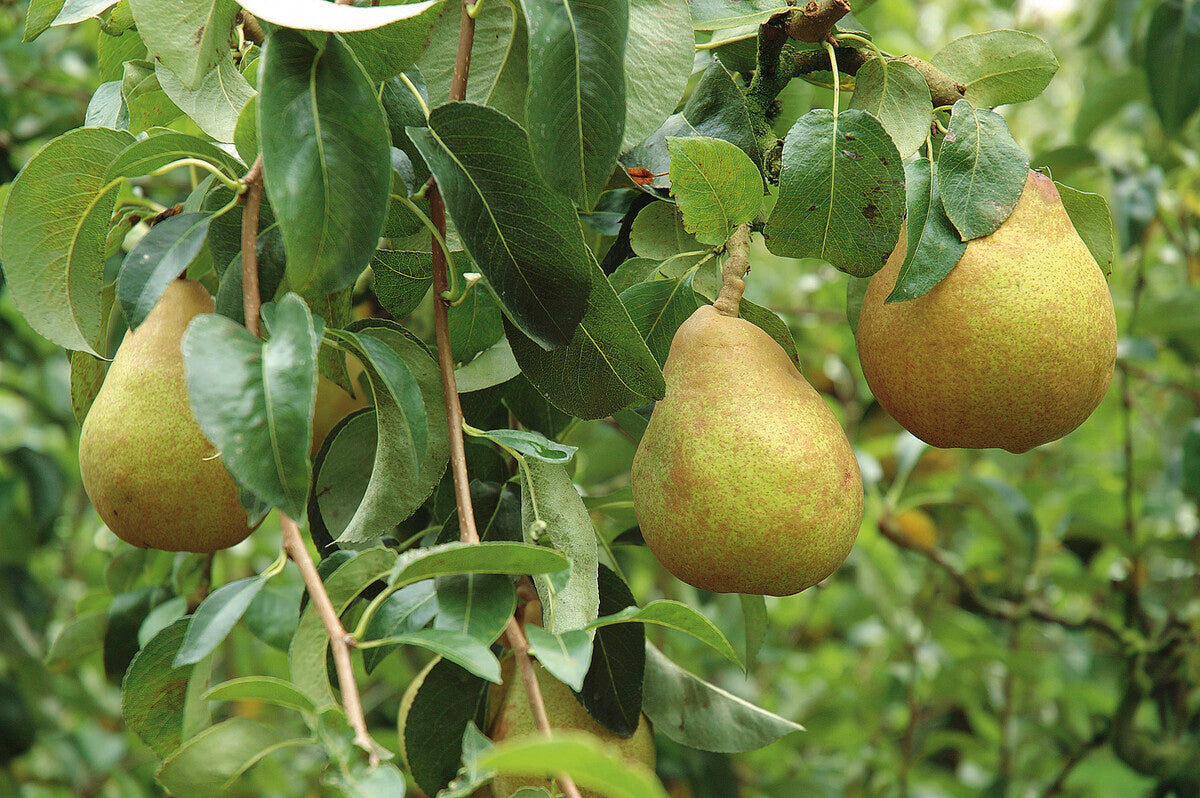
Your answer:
238;154;377;765
713;223;753;317
431;5;584;798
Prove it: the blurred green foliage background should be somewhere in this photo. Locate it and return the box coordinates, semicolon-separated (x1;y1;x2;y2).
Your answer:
2;0;1199;796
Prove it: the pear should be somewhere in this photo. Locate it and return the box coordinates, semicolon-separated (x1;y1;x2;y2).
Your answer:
631;304;864;596
78;279;256;552
488;660;655;798
856;171;1118;453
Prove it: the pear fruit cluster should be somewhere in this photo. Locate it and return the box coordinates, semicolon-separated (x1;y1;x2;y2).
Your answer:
631;304;864;596
78;279;256;552
856;171;1118;453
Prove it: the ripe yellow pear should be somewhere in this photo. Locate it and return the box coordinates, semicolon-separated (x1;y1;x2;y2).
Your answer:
856;171;1117;453
631;304;864;596
488;660;655;798
78;279;256;552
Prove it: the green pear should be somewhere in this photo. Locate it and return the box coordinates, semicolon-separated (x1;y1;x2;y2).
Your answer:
488;660;655;798
311;352;369;456
631;304;864;596
856;171;1118;453
78;279;256;552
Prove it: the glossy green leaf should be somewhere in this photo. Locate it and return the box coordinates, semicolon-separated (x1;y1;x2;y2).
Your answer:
525;625;594;692
433;572;514;646
336;5;446;84
181;294;321;518
590;599;742;668
575;564;644;737
121;59;182;134
128;0;239;90
932;29;1059;107
98;25;147;82
155;718;307;798
203;677;317;716
620;273;703;366
316;320;447;543
122;618;198;758
24;0;65;40
53;0;118;27
390;542;570;590
240;0;440;32
937;99;1028;240
506;255;666;419
454;338;523;393
407;102;592;349
260;30;391;294
1056;181;1115;275
402;657;489;796
642;643;803;752
667;137;762;245
847;58;933;158
738;593;767;671
521;0;627;209
174;577;265;666
520;459;599;634
467;427;577;463
0;127;133;354
1144;0;1200;133
687;0;789;30
118;214;212;329
372;250;433;319
886;157;966;303
622;0;693;150
106;130;243;180
85;80;127;128
763;109;904;277
479;732;669;798
449;273;504;362
362;581;438;673
371;628;502;684
156;56;254;143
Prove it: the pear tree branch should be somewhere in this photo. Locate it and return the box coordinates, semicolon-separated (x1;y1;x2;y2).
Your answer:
430;4;581;797
238;155;376;764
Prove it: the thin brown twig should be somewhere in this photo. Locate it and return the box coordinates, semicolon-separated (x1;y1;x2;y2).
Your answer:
431;3;581;796
238;155;376;764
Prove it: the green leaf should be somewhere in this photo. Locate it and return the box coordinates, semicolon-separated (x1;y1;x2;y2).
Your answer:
45;611;106;670
371;628;502;683
1183;419;1200;504
629;202;705;262
467;428;578;463
521;0;627;209
642;643;803;752
121;59;182;134
622;0;692;150
336;6;446;84
847;58;933;159
407;102;592;350
53;0;119;26
372;250;433;319
1144;0;1200;133
608;257;662;294
156;56;255;143
738;593;767;671
128;0;239;90
434;573;515;647
181;294;321;518
455;338;523;393
389;542;570;590
85;80;127;128
506;255;666;419
239;0;440;32
362;581;438;673
155;718;307;798
98;26;147;82
315;320;448;543
525;625;594;692
577;564;644;737
937;100;1028;241
885;157;966;303
667;137;762;245
290;548;397;708
620;274;703;366
260;30;391;294
589;600;742;668
687;0;789;30
122;618;200;758
401;657;489;796
1056;181;1115;276
25;0;65;40
449;271;504;362
174;577;265;666
0;127;133;353
519;459;599;634
763;108;905;278
106;130;243;180
479;732;669;798
932;29;1059;107
325;760;409;798
738;299;799;365
118;214;212;329
203;676;317;716
417;0;528;120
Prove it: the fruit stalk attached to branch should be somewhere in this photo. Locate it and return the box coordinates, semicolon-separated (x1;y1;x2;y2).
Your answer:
712;223;752;317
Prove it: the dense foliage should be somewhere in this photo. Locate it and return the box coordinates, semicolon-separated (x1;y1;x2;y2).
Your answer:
1;0;1199;796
